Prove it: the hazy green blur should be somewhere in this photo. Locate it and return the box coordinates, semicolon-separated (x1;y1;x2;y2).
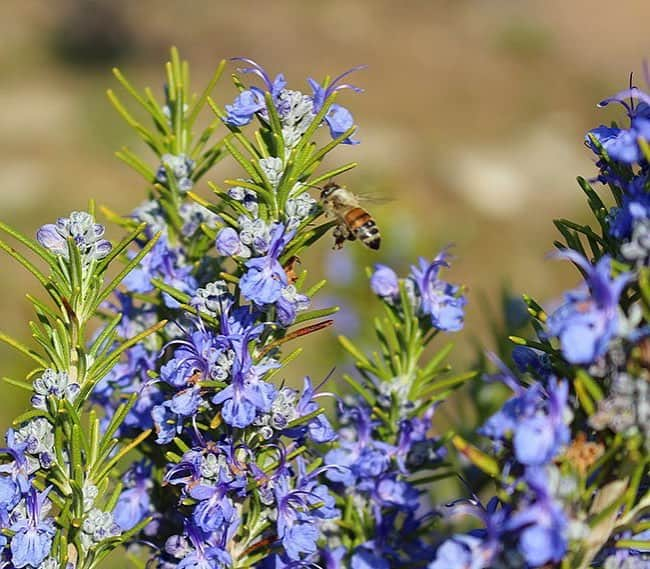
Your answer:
1;1;649;564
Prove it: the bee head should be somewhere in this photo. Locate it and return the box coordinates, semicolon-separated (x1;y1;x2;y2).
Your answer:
321;182;340;200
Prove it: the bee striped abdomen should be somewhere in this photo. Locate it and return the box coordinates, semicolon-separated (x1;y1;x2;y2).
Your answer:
345;207;381;250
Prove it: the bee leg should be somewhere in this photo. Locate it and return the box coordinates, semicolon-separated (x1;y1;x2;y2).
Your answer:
332;225;348;249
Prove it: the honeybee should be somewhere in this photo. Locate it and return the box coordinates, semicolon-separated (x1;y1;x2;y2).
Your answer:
320;182;381;250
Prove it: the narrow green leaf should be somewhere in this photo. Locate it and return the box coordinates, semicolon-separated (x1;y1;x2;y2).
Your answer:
341;373;376;407
293;306;339;325
307;162;358;188
88;313;122;358
115;148;156;180
452;435;499;477
2;376;33;391
338;335;372;367
0;331;47;367
303;125;358;172
12;408;49;426
94;429;152;482
187;59;226;127
0;221;57;265
0;238;49;287
86;320;167;388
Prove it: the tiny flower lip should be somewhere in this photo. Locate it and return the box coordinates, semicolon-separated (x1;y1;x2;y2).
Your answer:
597;86;650;112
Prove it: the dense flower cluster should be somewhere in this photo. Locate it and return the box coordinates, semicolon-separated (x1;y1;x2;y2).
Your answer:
0;443;56;567
2;50;649;569
81;53;366;568
429;354;574;568
309;252;465;567
587;79;650;267
0;213;136;568
426;75;650;569
323;401;444;566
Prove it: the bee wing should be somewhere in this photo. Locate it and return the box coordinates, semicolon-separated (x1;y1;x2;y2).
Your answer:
354;192;394;205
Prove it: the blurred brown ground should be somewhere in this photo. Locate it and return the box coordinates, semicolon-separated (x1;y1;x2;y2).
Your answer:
0;1;647;554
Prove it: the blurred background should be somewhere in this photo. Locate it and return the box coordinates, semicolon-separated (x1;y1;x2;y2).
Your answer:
0;0;648;491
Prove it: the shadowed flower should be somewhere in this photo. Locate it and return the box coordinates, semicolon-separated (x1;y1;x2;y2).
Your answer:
505;468;568;566
546;251;630;364
607;175;650;242
481;358;571;467
428;535;485;569
113;461;154;531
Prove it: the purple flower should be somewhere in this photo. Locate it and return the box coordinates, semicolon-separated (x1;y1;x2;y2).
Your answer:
152;387;204;444
152;404;181;445
169;387;203;416
370;264;399;298
324;403;405;525
428;535;485;569
395;408;446;471
10;488;55;568
239;224;292;305
505;469;568;566
216;227;250;258
224;89;268;126
0;475;20;512
587;125;649;164
324;104;358;144
190;472;243;537
174;521;232;569
308;66;364;145
481;366;571;467
0;432;33;493
224;58;285;127
211;332;277;428
375;477;419;510
546;252;630;364
350;547;389;569
272;463;338;561
513;383;571;467
608;175;650;240
113;461;153;531
587;85;650;164
282;377;336;443
512;346;551;377
409;251;467;332
122;237;197;307
276;285;310;326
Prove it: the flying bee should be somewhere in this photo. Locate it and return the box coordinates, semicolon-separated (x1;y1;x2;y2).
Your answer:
320;181;381;250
